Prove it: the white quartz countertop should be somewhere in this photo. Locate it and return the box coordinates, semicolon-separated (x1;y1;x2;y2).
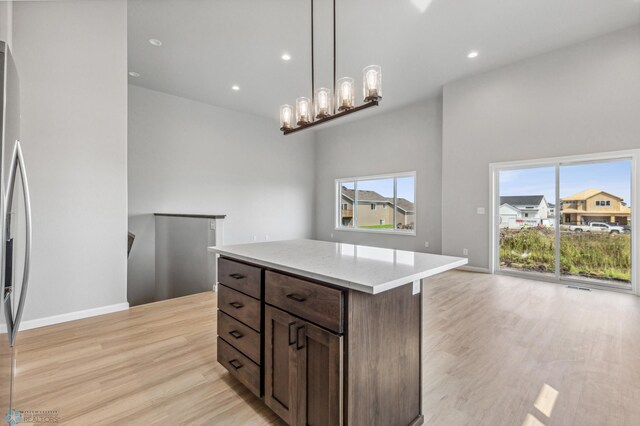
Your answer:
208;239;468;294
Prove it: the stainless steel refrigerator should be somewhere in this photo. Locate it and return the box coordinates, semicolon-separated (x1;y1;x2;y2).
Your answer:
1;40;33;423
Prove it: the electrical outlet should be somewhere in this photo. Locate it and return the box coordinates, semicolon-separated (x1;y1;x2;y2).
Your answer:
265;235;269;241
330;233;334;239
424;241;429;248
477;207;485;215
253;235;257;242
463;248;469;256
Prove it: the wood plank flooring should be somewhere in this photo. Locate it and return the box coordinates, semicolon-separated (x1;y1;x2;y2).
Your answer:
10;271;640;425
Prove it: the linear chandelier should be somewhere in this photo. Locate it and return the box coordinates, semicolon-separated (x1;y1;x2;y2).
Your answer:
279;0;382;135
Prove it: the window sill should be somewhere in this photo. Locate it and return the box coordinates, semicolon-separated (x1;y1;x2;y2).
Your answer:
334;227;416;236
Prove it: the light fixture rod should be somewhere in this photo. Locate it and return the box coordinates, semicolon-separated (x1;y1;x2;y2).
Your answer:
333;0;336;100
311;0;315;107
284;100;378;135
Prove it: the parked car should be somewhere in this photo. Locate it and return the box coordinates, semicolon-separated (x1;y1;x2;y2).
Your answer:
623;225;632;234
569;222;624;234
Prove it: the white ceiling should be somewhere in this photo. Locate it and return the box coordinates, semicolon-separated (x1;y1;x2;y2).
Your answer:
128;0;640;122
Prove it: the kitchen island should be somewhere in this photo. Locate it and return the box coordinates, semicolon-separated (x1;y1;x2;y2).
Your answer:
208;239;467;426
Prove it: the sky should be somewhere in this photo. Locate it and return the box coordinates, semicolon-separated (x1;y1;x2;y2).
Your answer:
345;176;415;202
499;160;632;206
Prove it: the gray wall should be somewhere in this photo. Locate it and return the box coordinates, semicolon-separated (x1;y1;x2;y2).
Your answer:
314;99;443;253
0;1;12;46
442;25;640;269
128;85;316;305
11;0;128;321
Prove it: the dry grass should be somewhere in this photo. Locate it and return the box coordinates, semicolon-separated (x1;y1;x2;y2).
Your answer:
500;228;631;282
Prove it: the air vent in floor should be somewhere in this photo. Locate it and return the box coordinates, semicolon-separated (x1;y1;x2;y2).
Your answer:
567;285;591;291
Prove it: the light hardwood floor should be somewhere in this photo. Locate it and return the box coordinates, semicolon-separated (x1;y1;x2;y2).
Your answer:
11;271;640;425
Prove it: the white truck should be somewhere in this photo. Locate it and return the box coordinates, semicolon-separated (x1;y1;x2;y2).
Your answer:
569;222;624;234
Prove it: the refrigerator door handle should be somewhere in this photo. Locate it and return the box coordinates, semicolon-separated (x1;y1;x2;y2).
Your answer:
5;141;32;346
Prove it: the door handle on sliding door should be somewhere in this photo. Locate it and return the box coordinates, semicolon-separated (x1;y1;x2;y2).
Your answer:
4;141;32;346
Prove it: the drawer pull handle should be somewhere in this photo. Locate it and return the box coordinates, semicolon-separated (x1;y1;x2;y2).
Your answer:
296;325;306;350
286;293;306;303
229;273;245;280
229;301;244;309
229;330;243;339
229;359;243;370
288;322;297;346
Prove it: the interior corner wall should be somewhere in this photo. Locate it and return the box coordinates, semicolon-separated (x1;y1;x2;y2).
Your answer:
12;0;129;322
127;85;316;306
0;1;12;46
442;25;640;269
314;98;443;253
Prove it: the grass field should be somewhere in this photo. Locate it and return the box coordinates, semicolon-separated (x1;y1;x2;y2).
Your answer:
358;224;394;229
500;228;631;283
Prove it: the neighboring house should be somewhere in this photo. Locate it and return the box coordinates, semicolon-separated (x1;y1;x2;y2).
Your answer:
560;188;630;225
499;203;522;228
340;187;415;229
548;203;555;218
499;195;550;219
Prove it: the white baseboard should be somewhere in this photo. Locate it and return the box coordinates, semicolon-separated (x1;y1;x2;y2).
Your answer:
0;302;129;334
457;265;491;274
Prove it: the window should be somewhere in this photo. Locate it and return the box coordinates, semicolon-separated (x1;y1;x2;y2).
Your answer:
336;172;416;234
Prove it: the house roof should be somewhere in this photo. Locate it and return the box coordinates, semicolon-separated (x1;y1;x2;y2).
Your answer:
500;203;521;213
341;188;388;203
561;188;623;202
499;195;545;207
341;187;415;212
396;198;414;212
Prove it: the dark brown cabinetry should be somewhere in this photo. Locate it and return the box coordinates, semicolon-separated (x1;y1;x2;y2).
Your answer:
217;256;423;426
216;258;263;398
264;305;343;425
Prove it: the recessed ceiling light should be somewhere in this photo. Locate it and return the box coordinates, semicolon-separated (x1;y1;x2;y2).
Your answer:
128;71;140;77
231;85;240;91
281;53;291;61
149;38;163;47
467;51;479;59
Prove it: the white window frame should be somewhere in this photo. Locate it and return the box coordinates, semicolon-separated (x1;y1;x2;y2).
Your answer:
335;171;417;236
489;149;639;295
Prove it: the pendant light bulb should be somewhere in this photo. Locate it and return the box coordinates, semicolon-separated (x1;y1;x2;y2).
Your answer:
337;77;355;111
315;88;333;119
363;65;382;102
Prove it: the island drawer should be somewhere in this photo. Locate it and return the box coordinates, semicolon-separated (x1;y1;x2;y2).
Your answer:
218;257;262;299
217;337;261;398
265;270;343;334
218;310;261;364
218;285;261;331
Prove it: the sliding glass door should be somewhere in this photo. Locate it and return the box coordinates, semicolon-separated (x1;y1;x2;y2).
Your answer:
559;160;632;286
498;166;556;277
495;155;634;290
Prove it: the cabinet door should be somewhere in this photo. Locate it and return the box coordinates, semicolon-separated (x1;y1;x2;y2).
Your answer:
266;305;344;426
296;320;343;426
265;305;300;424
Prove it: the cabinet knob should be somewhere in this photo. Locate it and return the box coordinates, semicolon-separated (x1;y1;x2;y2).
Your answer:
229;330;243;339
288;322;297;345
229;359;243;370
296;325;306;350
229;273;245;280
286;293;307;303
